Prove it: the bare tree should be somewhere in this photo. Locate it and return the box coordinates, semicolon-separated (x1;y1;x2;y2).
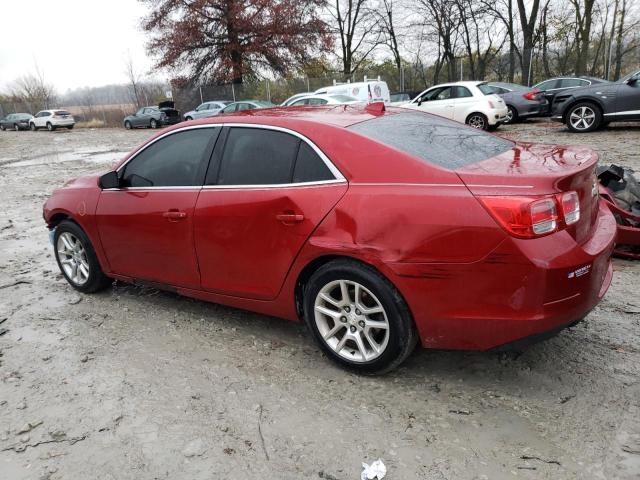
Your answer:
516;0;542;86
124;51;142;108
9;63;56;113
376;0;404;85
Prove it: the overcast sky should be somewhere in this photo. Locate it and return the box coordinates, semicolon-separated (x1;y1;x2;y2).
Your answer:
0;0;163;93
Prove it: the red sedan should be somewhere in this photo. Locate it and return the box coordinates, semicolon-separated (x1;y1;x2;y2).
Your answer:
43;105;616;373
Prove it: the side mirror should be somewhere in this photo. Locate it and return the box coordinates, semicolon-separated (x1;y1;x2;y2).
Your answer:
417;98;423;106
626;76;638;85
99;171;120;189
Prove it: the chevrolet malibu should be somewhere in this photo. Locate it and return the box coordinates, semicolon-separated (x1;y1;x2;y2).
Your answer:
43;105;616;373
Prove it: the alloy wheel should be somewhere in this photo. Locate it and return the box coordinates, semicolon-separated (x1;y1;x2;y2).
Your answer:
314;280;390;363
468;115;486;129
14;124;20;131
57;232;90;286
569;106;595;130
504;108;514;124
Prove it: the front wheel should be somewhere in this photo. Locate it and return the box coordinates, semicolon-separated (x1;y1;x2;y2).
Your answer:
504;106;518;124
30;123;37;131
46;122;55;131
53;220;112;293
0;124;5;131
466;113;488;130
566;103;602;133
303;259;418;374
14;124;20;131
185;116;193;121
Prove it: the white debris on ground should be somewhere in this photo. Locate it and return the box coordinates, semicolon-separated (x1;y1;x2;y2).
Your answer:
361;458;386;479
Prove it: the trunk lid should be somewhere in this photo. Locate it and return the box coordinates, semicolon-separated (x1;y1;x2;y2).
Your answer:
456;142;600;243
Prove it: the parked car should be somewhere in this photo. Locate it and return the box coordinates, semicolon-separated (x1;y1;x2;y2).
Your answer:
29;110;75;131
484;82;547;124
219;100;275;113
43;105;615;373
389;91;422;104
551;69;640;132
314;81;391;103
183;101;231;120
402;81;508;130
124;102;181;129
532;76;608;115
285;94;360;106
281;93;313;106
0;113;33;131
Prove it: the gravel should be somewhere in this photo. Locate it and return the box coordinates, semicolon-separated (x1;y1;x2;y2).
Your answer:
0;121;639;479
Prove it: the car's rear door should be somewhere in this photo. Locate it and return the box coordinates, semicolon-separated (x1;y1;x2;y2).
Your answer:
193;125;348;300
451;86;477;123
96;126;220;289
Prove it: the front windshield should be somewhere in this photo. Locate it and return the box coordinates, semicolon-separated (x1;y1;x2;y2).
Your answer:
620;70;640;82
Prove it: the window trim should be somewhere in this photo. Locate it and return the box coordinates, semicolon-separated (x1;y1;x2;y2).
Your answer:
112;123;345;191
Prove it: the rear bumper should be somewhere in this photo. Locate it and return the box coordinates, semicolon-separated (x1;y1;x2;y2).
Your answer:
388;201;616;350
51;119;75;127
160;117;181;126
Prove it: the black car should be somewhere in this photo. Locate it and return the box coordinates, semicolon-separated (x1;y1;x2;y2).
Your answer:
123;101;181;129
0;113;33;131
551;69;640;132
532;76;608;115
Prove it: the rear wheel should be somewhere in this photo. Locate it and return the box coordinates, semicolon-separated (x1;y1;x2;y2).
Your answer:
185;116;193;121
466;112;488;130
150;118;158;129
566;102;601;133
303;259;417;374
53;220;111;293
504;105;518;124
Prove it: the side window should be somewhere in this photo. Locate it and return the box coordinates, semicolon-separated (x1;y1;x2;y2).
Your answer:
293;142;334;183
121;128;218;187
136;108;145;115
236;103;253;111
291;99;309;106
579;80;590;86
221;104;236;113
217;128;300;185
308;98;328;105
454;86;472;98
560;79;583;88
535;80;560;91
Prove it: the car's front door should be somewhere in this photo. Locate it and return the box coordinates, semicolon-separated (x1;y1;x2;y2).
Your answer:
409;87;456;119
615;74;640;120
193;126;348;300
35;111;49;127
96;126;220;288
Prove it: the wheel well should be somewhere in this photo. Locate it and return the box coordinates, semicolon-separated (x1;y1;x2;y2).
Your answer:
466;112;487;122
48;213;71;228
562;99;603;123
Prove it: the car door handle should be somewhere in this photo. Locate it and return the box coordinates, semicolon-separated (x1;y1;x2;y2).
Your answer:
276;213;304;224
163;210;187;221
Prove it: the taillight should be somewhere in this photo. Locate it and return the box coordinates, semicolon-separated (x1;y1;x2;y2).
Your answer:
560;191;580;225
523;90;540;101
488;100;495;108
478;195;558;238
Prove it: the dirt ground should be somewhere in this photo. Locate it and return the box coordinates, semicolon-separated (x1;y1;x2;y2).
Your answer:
0;120;639;480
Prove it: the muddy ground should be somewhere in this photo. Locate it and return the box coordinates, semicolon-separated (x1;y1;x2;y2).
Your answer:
0;121;639;480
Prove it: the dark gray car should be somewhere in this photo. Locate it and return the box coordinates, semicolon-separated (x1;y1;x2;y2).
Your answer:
123;102;181;129
532;76;608;115
551;69;640;132
0;113;33;131
486;82;547;124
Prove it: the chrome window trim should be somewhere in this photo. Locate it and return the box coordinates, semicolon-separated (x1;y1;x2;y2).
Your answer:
112;122;345;190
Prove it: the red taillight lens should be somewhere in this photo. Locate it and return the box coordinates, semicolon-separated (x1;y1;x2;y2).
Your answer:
560;191;580;225
478;196;558;238
488;100;495;108
523;89;540;101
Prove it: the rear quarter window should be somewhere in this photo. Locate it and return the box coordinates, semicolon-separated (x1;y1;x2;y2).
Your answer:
348;112;514;169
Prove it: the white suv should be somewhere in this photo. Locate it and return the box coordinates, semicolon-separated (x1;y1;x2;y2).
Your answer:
402;81;508;130
30;110;75;131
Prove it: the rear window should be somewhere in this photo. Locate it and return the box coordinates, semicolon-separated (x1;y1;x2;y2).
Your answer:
477;84;496;95
55;110;71;115
348;112;514;169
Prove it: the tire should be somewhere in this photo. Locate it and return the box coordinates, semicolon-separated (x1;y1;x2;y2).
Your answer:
67;125;74;130
0;124;5;131
46;122;55;131
466;112;488;130
488;124;500;132
566;102;602;133
150;118;158;129
30;123;37;131
303;259;418;374
53;220;112;293
504;105;518;124
14;124;20;131
124;120;132;130
185;116;193;121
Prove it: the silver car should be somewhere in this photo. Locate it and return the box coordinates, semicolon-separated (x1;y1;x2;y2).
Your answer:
183;101;232;120
485;82;548;124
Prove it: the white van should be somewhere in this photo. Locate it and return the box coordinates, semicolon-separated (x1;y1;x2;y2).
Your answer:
314;81;391;104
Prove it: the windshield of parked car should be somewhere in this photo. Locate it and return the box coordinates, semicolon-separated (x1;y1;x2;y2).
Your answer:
477;83;497;95
348;111;514;169
620;70;640;82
